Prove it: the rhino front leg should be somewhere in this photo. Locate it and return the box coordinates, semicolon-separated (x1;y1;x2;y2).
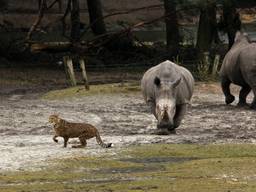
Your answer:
221;76;235;104
173;104;187;129
147;100;156;118
238;85;251;107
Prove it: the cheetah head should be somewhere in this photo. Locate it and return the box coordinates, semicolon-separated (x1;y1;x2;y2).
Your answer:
49;114;60;124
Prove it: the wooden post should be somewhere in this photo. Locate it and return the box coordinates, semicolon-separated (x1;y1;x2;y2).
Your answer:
63;56;77;86
79;58;90;90
212;54;220;76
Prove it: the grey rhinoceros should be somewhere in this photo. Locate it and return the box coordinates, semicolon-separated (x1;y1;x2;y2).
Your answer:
220;31;256;109
141;60;194;134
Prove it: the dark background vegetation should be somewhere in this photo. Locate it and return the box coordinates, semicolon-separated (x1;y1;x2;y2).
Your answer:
0;0;256;78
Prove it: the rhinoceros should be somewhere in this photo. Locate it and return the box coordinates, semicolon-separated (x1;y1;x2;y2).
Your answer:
220;31;256;109
141;60;194;134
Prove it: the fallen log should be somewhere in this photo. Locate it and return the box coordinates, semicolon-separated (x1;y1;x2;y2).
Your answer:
30;42;72;53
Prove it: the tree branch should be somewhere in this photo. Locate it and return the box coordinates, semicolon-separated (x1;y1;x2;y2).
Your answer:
83;5;199;51
81;4;164;37
47;0;59;10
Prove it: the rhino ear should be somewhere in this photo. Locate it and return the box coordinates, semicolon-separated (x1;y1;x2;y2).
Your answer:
154;76;161;87
172;77;181;88
234;31;243;42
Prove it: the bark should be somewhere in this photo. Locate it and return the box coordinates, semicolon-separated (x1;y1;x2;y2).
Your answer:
163;0;180;57
86;0;106;35
70;0;80;43
196;0;218;56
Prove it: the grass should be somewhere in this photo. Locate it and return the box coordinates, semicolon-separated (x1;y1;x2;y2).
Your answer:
42;83;141;100
2;144;256;192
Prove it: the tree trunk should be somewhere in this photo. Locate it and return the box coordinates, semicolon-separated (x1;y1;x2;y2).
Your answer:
196;0;218;57
87;0;106;35
0;0;7;10
223;0;241;49
70;0;80;43
163;0;180;57
58;0;62;13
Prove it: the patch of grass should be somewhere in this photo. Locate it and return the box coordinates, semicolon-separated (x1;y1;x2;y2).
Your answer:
2;144;256;192
123;143;256;159
42;83;141;100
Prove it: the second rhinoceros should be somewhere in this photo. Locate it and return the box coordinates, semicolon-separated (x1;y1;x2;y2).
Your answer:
220;31;256;109
141;60;194;134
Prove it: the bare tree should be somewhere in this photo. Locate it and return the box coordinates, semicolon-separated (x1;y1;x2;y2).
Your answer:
163;0;180;57
86;0;106;35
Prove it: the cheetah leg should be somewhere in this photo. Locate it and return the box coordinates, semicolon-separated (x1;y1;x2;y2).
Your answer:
72;136;87;148
63;137;69;148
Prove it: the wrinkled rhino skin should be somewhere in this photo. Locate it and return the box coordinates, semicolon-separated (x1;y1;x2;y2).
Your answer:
141;60;194;134
220;31;256;109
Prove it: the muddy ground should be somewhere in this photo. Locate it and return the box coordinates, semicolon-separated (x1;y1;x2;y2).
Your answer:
1;68;256;172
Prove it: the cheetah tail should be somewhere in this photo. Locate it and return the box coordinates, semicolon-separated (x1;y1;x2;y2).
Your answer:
96;132;112;148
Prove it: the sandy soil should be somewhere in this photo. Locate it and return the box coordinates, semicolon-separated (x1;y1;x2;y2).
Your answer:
1;74;256;172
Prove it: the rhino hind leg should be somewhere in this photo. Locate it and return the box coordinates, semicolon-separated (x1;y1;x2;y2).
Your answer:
238;85;251;107
250;88;256;110
221;77;235;104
